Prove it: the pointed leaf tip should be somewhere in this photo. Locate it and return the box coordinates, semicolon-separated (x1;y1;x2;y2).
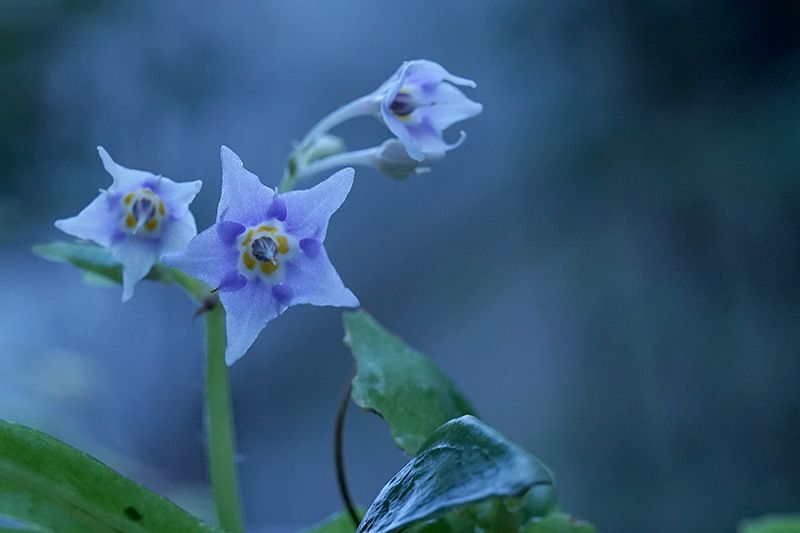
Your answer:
356;415;553;533
342;310;475;455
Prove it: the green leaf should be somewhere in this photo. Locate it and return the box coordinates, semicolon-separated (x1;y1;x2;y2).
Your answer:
0;419;216;532
356;415;553;533
523;513;598;533
33;241;124;284
33;241;210;301
342;310;475;455
306;510;361;533
739;515;800;533
522;484;558;521
406;498;525;532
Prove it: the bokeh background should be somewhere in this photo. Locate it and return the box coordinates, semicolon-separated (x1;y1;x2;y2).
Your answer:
2;2;799;532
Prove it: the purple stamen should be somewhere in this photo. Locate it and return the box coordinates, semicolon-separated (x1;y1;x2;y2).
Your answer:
390;92;416;116
252;236;278;263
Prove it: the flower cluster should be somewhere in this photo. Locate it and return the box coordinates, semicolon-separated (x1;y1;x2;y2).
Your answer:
291;59;482;182
54;59;480;364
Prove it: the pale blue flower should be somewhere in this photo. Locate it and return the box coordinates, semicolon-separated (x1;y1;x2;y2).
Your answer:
374;59;483;161
163;147;359;365
55;147;202;301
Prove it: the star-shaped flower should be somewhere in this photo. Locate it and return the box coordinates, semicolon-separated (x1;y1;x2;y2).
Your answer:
163;147;359;365
55;147;202;301
374;59;483;161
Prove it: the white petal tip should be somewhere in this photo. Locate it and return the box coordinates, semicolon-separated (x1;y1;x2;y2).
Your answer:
225;351;243;366
220;146;243;167
327;167;355;191
97;146;114;170
450;131;467;150
341;290;360;308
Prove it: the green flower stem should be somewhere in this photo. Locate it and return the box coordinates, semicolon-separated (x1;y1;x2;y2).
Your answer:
297;94;375;150
205;305;245;533
278;163;300;193
168;267;245;533
295;147;376;182
279;94;376;193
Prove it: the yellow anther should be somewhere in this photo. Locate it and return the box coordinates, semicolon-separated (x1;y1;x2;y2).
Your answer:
260;261;279;275
144;219;159;232
242;251;256;271
276;235;289;254
125;214;137;229
158;201;166;217
123;193;134;205
242;229;253;247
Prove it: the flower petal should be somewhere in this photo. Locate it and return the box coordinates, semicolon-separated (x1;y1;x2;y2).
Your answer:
54;193;119;247
220;283;284;365
285;247;359;308
282;167;354;240
423;83;483;131
404;120;467;158
97;146;156;194
161;224;238;288
404;59;477;89
159;211;198;255
110;238;158;302
380;110;426;161
157;178;203;219
218;146;275;225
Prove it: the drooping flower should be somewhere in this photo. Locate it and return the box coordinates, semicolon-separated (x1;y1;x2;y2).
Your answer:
162;147;359;365
55;147;202;301
373;59;483;162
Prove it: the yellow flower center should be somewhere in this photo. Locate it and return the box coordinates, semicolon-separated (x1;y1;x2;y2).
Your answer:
120;188;168;236
237;223;293;279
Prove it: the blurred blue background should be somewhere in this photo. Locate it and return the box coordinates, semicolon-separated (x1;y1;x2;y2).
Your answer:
2;2;799;532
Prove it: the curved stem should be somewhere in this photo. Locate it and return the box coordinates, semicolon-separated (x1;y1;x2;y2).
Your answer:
335;372;360;528
205;305;245;533
298;95;377;151
295;147;377;182
279;95;378;193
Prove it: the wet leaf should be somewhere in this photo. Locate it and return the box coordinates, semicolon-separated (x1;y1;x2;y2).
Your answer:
357;415;553;533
